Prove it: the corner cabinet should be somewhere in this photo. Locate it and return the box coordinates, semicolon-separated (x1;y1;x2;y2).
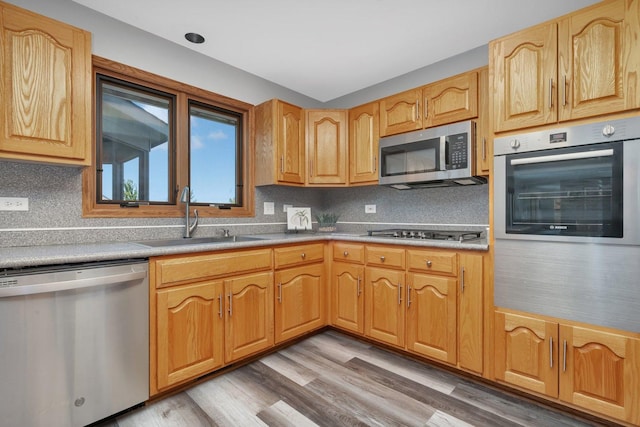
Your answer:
494;310;640;425
0;1;91;165
305;110;348;186
490;0;640;132
273;243;326;343
254;99;305;186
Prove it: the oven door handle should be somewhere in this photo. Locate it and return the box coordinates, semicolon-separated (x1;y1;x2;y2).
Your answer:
510;149;614;166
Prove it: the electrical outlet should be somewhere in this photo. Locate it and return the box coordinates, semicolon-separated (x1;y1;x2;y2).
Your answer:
0;197;29;211
365;204;376;214
263;201;274;215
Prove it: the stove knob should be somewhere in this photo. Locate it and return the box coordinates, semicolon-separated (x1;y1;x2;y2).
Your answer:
408;231;415;238
602;124;615;138
510;139;520;149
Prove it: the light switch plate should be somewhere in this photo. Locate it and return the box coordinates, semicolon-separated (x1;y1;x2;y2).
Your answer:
365;204;376;214
263;201;275;215
0;197;28;211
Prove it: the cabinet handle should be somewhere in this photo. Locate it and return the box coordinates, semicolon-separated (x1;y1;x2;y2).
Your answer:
461;267;465;293
424;99;428;119
309;160;313;177
280;156;284;173
343;251;349;257
562;75;567;107
426;260;432;267
380;256;385;262
416;100;420;121
277;282;282;303
228;293;233;317
563;340;567;372
301;253;306;259
218;294;223;318
549;336;553;368
357;276;361;297
373;156;377;172
397;284;403;305
549;78;554;109
407;285;412;308
482;137;487;161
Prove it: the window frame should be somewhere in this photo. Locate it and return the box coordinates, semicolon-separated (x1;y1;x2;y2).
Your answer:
83;56;254;218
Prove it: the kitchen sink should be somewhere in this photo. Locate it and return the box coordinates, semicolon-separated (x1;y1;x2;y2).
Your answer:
135;235;266;247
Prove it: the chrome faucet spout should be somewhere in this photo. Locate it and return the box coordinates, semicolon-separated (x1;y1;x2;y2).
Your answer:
181;186;198;238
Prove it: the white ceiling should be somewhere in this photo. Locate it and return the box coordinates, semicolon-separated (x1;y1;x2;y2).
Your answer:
73;0;600;102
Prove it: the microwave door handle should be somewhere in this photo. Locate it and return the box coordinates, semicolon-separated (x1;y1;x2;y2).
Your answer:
510;149;614;166
440;136;447;171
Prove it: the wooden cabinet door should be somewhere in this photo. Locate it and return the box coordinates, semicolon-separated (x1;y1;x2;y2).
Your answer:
558;0;640;121
156;281;224;390
494;311;558;397
224;271;274;363
559;325;640;425
476;67;491;175
0;2;91;165
306;110;348;185
277;101;305;184
490;22;557;132
423;71;478;128
348;102;379;184
274;264;325;343
331;262;364;334
406;272;457;365
364;267;405;347
458;253;483;374
379;88;422;136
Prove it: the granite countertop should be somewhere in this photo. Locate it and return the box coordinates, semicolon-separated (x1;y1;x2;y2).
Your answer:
0;232;489;270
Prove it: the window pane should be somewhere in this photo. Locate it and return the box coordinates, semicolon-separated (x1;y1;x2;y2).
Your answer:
189;103;242;205
98;78;172;203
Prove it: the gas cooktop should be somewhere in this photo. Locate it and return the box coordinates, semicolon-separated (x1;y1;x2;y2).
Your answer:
366;228;483;243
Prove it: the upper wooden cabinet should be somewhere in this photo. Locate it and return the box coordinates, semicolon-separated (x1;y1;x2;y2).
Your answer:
476;67;491;175
306;110;348;185
379;70;479;137
0;1;91;165
255;99;306;186
490;0;640;132
348;101;379;185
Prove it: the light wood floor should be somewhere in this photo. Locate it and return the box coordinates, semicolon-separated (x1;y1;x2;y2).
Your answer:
94;330;616;427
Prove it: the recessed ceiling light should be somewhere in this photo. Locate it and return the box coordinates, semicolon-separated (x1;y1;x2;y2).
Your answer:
185;32;205;44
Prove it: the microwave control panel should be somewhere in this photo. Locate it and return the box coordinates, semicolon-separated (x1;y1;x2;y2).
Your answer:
446;133;468;169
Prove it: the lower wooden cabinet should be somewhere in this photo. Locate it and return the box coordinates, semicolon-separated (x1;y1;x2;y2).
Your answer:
364;266;405;348
495;310;640;425
224;271;274;362
331;262;365;333
156;280;225;391
274;263;325;343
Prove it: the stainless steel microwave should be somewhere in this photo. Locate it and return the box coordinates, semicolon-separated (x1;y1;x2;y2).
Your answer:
378;120;486;189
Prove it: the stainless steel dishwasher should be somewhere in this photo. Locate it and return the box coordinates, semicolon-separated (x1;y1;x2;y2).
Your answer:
0;259;149;427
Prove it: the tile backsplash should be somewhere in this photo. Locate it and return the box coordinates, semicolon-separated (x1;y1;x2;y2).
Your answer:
0;161;488;247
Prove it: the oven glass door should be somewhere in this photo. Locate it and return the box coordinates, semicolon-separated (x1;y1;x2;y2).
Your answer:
380;137;442;178
505;142;623;237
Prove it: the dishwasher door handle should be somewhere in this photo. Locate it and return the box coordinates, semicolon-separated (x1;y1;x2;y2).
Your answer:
0;269;147;298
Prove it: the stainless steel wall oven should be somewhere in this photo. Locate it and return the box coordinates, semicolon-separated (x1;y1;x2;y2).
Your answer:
493;117;640;333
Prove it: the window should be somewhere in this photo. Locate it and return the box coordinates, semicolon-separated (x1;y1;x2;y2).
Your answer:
83;56;254;218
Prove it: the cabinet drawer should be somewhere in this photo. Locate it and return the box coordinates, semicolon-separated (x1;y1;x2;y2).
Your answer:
366;246;405;269
407;249;457;276
333;242;365;264
274;243;324;269
154;248;272;288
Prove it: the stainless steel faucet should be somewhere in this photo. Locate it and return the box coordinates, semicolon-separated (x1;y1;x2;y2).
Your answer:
180;186;198;238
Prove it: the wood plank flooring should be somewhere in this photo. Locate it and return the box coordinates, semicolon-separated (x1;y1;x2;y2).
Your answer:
93;330;616;427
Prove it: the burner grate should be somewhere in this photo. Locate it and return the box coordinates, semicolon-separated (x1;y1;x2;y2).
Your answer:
367;229;482;242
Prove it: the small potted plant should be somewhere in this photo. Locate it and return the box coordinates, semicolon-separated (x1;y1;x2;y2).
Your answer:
315;212;340;233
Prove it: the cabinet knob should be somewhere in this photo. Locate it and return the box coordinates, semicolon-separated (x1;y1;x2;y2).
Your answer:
301;253;306;259
380;256;385;262
343;251;349;257
426;260;432;267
